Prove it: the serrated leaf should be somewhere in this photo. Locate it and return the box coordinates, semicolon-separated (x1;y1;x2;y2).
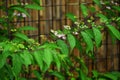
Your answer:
18;26;37;31
93;27;102;47
66;13;77;22
81;31;93;53
80;4;88;17
25;4;43;10
67;34;76;51
33;51;43;71
107;25;120;40
43;48;53;68
14;32;29;41
56;39;69;55
20;50;33;67
10;7;30;17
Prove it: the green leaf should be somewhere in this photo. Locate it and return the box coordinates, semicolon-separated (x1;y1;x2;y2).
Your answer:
79;70;87;80
108;29;117;44
43;48;53;68
33;70;42;80
25;4;43;10
10;7;30;17
66;13;77;22
107;25;120;40
53;51;61;71
93;0;101;6
12;54;22;76
80;4;88;17
85;29;94;39
112;6;120;12
96;13;108;22
75;38;83;53
67;34;76;51
93;27;102;47
0;52;10;69
20;50;33;67
81;31;93;53
32;0;41;5
92;70;99;78
18;26;37;31
102;73;118;80
49;71;65;80
33;51;43;71
14;32;29;41
56;39;69;55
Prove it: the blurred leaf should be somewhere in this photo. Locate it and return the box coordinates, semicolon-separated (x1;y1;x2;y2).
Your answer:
85;29;94;39
79;70;87;80
108;29;117;44
75;38;83;53
53;51;61;71
18;26;37;31
20;50;33;67
49;71;65;80
33;70;42;80
43;48;53;68
14;32;29;41
12;54;22;76
96;13;108;22
25;4;43;10
0;53;9;69
67;34;76;51
66;13;77;22
33;51;43;71
89;6;96;13
80;4;88;17
81;31;93;53
92;70;99;78
102;73;118;80
56;39;69;55
107;25;120;40
93;27;102;47
32;0;41;5
93;0;101;6
10;6;30;17
112;6;120;12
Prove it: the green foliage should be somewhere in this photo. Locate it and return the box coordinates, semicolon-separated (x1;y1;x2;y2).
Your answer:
107;25;120;40
93;27;102;47
81;31;93;53
56;39;69;55
0;0;120;80
25;4;43;10
66;13;77;22
80;4;88;17
67;34;76;51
